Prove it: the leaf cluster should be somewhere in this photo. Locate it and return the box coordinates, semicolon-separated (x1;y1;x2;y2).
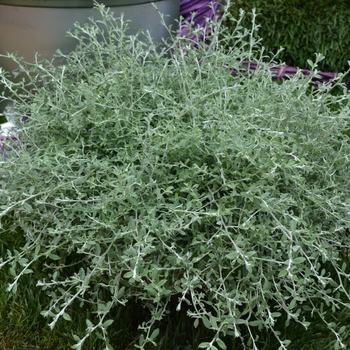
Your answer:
1;2;350;349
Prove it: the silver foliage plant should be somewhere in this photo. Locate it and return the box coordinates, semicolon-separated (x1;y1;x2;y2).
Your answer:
1;1;350;349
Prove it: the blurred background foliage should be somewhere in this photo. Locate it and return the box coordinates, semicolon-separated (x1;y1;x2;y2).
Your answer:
224;0;350;72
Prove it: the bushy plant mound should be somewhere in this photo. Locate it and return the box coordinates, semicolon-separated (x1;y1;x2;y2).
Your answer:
225;0;350;73
1;2;350;349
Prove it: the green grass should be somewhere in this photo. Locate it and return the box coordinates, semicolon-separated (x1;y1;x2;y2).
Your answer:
0;273;101;349
1;211;350;348
1;261;350;350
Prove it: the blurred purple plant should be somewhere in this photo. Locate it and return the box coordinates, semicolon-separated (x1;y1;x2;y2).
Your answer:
179;0;220;40
0;135;18;158
235;61;339;89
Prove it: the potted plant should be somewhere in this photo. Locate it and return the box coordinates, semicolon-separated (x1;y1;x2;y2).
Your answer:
0;0;179;112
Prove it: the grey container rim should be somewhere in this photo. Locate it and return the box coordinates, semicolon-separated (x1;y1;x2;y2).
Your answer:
0;0;162;7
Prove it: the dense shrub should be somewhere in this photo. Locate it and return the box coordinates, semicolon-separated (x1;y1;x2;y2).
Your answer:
224;0;350;72
1;2;350;349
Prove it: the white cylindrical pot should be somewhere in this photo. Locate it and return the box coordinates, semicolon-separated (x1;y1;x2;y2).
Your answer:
0;0;179;112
